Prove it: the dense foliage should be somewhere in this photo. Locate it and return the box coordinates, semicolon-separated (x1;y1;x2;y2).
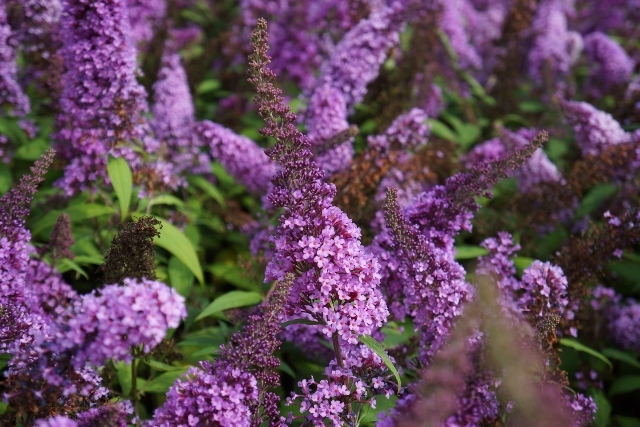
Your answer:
1;0;640;426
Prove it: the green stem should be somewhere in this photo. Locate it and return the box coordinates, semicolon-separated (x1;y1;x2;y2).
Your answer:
131;357;138;423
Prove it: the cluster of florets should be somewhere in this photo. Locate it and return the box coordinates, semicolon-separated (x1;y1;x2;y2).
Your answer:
32;278;186;392
304;83;353;175
561;100;631;156
527;0;583;87
478;233;571;327
519;260;570;321
1;3;31;117
379;187;472;362
196;120;275;193
583;32;635;96
55;0;147;194
592;285;640;353
149;362;258;427
317;1;405;110
35;401;134;427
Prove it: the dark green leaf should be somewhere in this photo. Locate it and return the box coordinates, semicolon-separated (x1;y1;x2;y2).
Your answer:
141;370;187;394
427;119;456;141
168;256;194;297
144;360;184;372
609;375;640;396
32;205;115;235
602;348;640;370
358;335;401;393
575;183;617;218
613;416;640;427
560;338;612;371
56;258;89;279
0;162;11;196
208;263;260;291
591;388;611;427
14;138;49;161
189;175;226;208
195;291;262;321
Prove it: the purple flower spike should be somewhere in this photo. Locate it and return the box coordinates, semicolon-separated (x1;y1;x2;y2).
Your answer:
151;44;206;178
318;2;406;111
519;260;569;320
528;0;582;87
248;19;395;424
149;362;258;427
0;3;31;116
608;299;640;353
35;416;79;427
196;120;275;194
55;0;149;195
35;278;186;393
125;0;166;49
440;0;482;70
305;83;353;175
584;32;634;97
561;100;631;156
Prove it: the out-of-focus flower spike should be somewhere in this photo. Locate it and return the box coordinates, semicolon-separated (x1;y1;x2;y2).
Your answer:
561;100;631;157
54;0;148;195
196;120;275;194
0;2;31;116
584;32;635;97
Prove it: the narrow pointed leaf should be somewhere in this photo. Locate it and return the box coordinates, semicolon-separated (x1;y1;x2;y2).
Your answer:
358;334;401;392
107;156;133;221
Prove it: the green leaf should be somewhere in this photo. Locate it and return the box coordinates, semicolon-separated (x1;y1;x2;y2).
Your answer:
281;318;324;328
147;194;186;210
454;245;488;260
0;353;12;370
609;375;640;396
591;388;611;427
519;100;545;113
427;119;456;141
168;256;194;297
144;359;184;372
514;257;535;275
359;395;398;423
602;348;640;370
32;204;115;235
115;361;132;396
279;360;295;378
613;416;640;427
190;346;220;357
196;291;262;321
56;258;89;279
141;216;203;284
0;162;11;196
14;138;49;161
575;183;617;218
141;370;187;394
189;175;226;208
358;335;401;393
107;156;133;221
208;263;260;291
72;255;105;265
197;79;221;94
559;338;613;371
0;401;7;415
